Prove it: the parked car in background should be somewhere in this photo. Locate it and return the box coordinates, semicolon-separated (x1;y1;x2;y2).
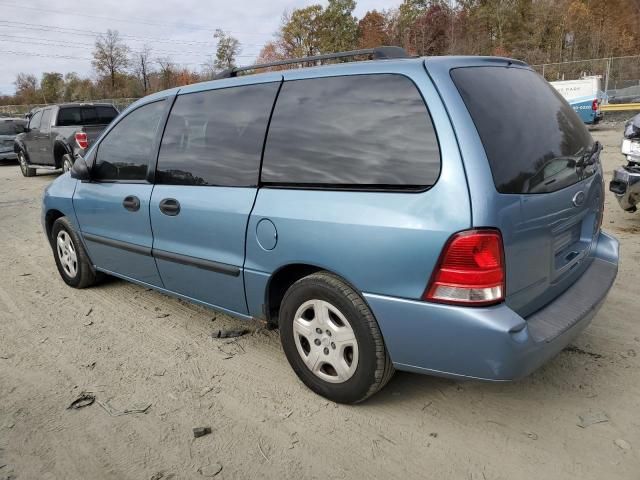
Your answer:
42;49;619;403
550;76;604;125
610;113;640;212
14;103;118;177
0;117;27;161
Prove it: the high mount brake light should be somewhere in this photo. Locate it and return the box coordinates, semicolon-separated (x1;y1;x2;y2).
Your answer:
423;229;505;306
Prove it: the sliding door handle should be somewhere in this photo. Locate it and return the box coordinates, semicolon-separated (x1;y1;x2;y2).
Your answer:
122;195;140;212
159;198;180;216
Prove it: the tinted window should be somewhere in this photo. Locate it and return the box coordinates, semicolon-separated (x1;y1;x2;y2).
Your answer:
93;100;165;181
29;110;42;130
57;107;82;126
0;119;26;135
156;83;279;186
40;109;52;131
97;106;118;124
451;67;595;194
262;74;440;188
57;106;118;126
82;107;98;125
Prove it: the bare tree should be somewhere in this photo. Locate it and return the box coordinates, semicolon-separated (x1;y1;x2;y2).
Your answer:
133;45;153;95
157;57;177;90
92;30;130;93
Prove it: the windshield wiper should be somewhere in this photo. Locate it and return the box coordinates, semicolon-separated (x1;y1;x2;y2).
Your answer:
576;141;602;169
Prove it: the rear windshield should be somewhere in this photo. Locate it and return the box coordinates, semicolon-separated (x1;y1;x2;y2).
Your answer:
0;119;26;135
57;106;118;126
451;67;595;194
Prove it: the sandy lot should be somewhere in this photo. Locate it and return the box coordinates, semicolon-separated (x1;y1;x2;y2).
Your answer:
1;126;639;480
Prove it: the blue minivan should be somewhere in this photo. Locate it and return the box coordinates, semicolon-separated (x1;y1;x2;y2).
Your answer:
42;49;619;403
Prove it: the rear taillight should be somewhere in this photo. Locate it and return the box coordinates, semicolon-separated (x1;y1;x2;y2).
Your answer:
75;132;88;149
592;99;598;111
423;229;505;306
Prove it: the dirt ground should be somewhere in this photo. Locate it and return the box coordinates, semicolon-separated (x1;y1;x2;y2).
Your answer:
1;125;639;480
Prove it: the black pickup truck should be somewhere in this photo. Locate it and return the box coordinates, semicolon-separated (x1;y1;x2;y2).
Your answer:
14;103;119;177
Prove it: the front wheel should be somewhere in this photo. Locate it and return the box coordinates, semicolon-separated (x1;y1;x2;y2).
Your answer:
18;151;35;177
279;271;394;403
51;217;100;288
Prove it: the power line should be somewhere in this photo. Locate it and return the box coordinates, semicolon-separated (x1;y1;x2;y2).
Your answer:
0;2;275;37
0;20;269;48
0;35;257;58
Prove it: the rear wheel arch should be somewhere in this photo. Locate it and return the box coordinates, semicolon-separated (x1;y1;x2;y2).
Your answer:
53;141;71;169
265;264;365;326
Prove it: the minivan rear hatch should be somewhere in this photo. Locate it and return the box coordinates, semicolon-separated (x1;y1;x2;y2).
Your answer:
450;65;604;317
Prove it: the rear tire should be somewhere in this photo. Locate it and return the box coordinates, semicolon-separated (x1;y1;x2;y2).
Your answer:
279;271;394;404
62;154;74;173
51;217;100;289
18;151;35;177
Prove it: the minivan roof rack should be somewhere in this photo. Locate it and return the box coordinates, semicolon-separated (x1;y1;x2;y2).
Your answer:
215;46;409;79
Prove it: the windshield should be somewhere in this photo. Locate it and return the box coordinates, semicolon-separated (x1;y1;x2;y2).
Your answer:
451;66;595;194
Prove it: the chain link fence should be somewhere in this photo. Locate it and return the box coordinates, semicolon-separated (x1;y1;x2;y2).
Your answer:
0;98;139;117
533;55;640;104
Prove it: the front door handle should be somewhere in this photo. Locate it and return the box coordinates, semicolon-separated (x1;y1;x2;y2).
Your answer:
159;198;180;216
122;195;141;212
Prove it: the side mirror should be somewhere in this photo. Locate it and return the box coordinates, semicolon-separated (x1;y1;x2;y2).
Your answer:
70;155;90;181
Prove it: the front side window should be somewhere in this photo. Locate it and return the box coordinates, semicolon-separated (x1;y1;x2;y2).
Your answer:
261;74;441;188
28;110;42;130
156;82;280;186
93;100;165;181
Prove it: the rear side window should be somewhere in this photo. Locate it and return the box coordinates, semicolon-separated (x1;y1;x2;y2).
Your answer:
451;67;594;194
156;82;279;186
261;74;440;188
93;100;165;181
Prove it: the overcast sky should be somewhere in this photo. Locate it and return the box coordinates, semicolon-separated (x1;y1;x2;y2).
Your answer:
0;0;395;96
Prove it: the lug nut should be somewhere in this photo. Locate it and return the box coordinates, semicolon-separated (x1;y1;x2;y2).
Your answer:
331;342;336;349
314;339;321;346
315;328;322;334
325;330;331;336
323;347;329;355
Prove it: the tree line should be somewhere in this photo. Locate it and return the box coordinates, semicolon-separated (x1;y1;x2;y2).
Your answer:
2;0;639;107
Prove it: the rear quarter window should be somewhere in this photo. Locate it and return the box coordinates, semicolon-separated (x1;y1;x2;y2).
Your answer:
261;74;440;189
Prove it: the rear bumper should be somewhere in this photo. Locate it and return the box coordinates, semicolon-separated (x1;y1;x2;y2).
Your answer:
365;231;619;381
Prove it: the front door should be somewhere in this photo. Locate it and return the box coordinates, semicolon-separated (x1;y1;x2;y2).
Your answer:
149;80;281;314
74;99;168;286
35;108;53;165
24;109;42;164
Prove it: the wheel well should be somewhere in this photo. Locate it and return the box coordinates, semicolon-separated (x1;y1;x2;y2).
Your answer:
266;264;323;325
53;143;69;169
45;210;65;245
